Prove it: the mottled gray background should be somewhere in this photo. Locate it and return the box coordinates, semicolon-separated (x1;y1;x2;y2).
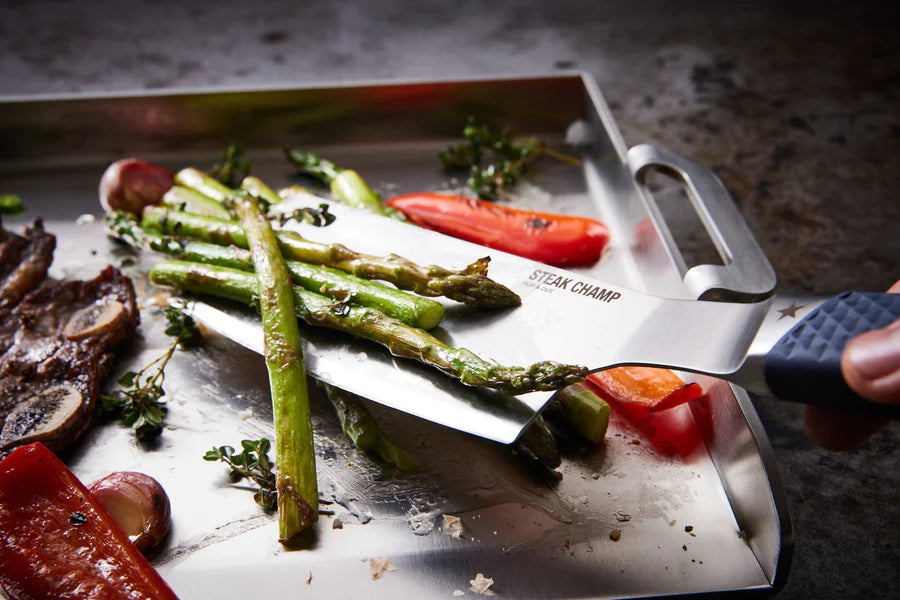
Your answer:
1;0;897;598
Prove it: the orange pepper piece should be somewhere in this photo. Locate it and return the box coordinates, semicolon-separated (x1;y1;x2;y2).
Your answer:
586;366;703;413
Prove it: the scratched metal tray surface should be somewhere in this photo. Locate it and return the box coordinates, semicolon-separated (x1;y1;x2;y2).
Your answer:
0;74;791;598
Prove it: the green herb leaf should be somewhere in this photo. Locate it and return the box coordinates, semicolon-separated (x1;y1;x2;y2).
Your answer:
440;117;578;201
103;212;145;248
101;344;176;441
276;203;336;227
164;305;202;347
204;438;278;511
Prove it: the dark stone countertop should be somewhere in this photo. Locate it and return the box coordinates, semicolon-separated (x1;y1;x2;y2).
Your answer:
1;1;897;598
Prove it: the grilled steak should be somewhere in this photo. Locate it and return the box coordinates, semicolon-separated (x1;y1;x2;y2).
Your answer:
0;219;56;360
0;218;55;313
0;265;139;456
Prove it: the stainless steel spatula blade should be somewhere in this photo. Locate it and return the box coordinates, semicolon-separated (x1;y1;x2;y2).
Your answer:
175;296;552;444
176;202;900;439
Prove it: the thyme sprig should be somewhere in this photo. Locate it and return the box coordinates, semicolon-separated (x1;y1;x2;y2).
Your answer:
203;438;278;511
164;305;202;348
276;203;336;227
439;117;579;201
100;305;202;440
99;344;174;440
103;211;145;249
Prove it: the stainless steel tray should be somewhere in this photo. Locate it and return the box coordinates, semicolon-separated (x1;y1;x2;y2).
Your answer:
0;74;791;598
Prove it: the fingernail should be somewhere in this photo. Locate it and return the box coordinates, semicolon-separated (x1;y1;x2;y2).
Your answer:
845;322;900;380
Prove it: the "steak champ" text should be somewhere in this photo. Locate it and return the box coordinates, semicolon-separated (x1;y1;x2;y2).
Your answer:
528;269;622;303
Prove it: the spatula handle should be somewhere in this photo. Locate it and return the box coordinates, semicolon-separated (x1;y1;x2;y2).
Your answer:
763;292;900;419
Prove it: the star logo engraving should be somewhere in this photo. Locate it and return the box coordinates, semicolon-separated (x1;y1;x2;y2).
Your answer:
776;301;807;320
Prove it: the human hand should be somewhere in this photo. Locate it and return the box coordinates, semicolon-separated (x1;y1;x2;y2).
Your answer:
804;280;900;450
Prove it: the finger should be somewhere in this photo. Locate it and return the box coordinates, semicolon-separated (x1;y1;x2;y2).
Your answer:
803;405;887;452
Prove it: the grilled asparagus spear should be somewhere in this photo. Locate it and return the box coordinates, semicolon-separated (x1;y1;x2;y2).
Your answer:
106;214;444;330
284;149;399;218
282;155;567;463
320;384;421;472
161;184;232;220
148;260;586;395
175;167;236;206
554;383;611;444
140;232;445;330
234;194;317;541
140;206;520;308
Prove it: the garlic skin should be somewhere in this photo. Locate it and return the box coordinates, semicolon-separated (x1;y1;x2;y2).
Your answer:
88;471;171;552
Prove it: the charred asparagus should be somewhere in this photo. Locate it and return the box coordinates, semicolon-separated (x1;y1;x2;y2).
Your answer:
140;206;520;307
284;149;398;217
234;194;317;540
321;384;421;472
148;260;587;395
141;232;445;330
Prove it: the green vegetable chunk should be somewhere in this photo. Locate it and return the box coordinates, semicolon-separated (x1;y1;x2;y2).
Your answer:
0;194;24;215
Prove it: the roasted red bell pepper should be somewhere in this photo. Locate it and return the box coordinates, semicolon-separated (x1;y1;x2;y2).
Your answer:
586;367;704;413
385;193;610;267
0;442;180;600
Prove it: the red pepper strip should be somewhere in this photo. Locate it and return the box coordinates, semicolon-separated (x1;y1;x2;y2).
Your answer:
586;367;704;413
0;442;180;600
385;193;610;267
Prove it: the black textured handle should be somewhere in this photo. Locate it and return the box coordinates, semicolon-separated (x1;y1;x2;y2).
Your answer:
764;292;900;419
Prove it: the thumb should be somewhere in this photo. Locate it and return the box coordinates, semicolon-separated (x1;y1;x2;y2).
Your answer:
840;319;900;404
840;278;900;404
804;280;900;451
805;317;899;451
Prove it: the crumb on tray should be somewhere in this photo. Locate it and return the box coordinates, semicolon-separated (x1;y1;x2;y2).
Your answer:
469;572;497;595
369;557;398;580
442;514;464;539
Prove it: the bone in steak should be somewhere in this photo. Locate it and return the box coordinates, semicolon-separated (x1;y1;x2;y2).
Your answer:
0;265;139;457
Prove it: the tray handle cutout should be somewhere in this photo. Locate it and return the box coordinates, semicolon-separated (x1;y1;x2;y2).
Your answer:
628;144;776;302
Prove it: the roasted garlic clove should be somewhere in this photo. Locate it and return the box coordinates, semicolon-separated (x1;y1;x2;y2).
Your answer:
99;158;174;216
88;471;172;552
